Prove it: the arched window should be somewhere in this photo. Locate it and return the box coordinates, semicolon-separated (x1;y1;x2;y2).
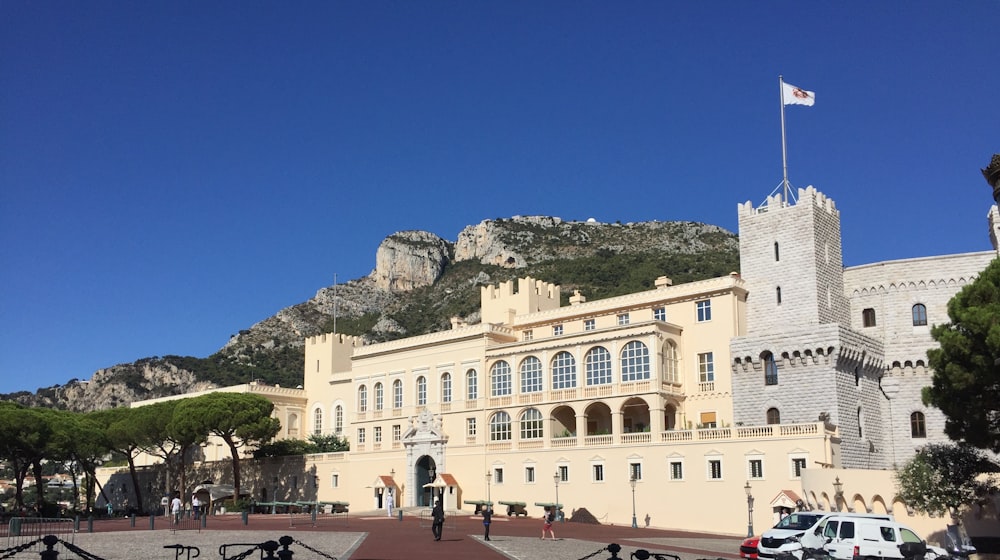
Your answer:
857;407;864;438
416;376;427;406
334;405;343;434
762;351;778;385
393;379;403;409
374;382;384;411
766;408;780;425
862;308;876;327
912;304;928;326
466;369;478;400
664;341;679;383
776;286;782;305
774;241;780;261
910;411;927;438
313;408;323;435
551;351;577;389
489;411;512;441
441;373;452;403
621;341;650;382
519;356;542;393
520;408;544;439
585;346;612;386
491;361;512;396
358;385;368;412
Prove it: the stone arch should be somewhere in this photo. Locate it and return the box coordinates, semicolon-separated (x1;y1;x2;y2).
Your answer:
871;495;889;514
551;404;577;438
851;493;869;513
584;402;613;435
663;401;679;430
621;397;651;433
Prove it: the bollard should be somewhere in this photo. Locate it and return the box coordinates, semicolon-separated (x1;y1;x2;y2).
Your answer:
87;515;94;533
312;508;317;525
201;514;207;528
241;510;248;525
74;515;80;532
10;517;21;536
130;513;136;527
150;513;155;530
398;509;403;521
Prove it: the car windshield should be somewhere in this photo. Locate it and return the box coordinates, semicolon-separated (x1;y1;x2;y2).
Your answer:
774;513;823;530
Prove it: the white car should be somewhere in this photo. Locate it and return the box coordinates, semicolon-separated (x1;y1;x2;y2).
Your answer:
758;512;893;560
809;515;949;560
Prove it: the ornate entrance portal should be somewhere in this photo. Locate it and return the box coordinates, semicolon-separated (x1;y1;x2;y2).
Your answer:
402;409;447;508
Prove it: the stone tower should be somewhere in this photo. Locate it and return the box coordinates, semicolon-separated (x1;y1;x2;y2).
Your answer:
730;186;887;469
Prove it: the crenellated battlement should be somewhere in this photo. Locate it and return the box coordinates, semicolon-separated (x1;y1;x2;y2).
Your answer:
306;332;365;348
480;276;562;325
738;185;839;218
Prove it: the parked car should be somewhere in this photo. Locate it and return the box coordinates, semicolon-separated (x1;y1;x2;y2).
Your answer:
758;512;893;560
806;515;948;560
741;535;760;560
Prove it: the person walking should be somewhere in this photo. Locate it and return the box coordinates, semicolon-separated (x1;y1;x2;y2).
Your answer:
191;494;201;520
482;505;493;541
431;498;445;541
170;492;182;525
541;507;556;540
385;488;394;518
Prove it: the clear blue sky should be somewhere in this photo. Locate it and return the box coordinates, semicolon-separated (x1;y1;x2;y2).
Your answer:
2;2;997;395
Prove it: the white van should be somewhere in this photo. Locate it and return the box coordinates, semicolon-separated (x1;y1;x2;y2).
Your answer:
812;515;944;560
758;512;894;559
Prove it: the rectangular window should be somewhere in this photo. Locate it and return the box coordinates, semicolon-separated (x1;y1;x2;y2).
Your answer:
653;307;666;321
708;459;722;480
593;464;604;482
584;319;595;331
629;463;642;481
467;418;477;437
698;352;715;383
618;313;630;326
697;300;712;322
699;411;717;428
792;458;807;478
525;466;535;483
393;424;401;441
331;474;339;488
862;308;876;327
493;468;503;484
524;330;533;341
553;325;563;336
748;459;763;479
374;426;382;443
670;461;684;480
357;428;366;444
557;465;568;482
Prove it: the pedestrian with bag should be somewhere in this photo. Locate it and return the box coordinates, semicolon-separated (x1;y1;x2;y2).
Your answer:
482;505;492;541
431;498;445;541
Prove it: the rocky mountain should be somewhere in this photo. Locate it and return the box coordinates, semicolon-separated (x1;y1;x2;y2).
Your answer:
3;216;739;412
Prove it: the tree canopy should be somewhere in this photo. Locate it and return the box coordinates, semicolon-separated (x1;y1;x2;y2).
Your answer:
924;257;1000;452
894;443;998;520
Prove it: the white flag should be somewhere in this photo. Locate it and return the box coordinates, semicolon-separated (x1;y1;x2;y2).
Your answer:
782;82;815;106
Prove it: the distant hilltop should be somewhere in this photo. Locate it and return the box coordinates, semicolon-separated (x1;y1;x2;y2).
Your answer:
3;215;739;412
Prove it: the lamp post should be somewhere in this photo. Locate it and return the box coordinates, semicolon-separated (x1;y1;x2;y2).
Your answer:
744;481;754;538
833;476;844;512
630;475;638;529
553;471;560;521
486;471;492;504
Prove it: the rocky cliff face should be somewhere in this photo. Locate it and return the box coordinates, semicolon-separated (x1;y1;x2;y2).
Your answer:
4;215;738;412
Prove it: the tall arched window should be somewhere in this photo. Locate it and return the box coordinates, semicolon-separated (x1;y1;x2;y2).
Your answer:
466;369;478;400
912;303;928;326
585;346;612;386
520;408;544;439
441;372;452;403
551;351;577;389
313;408;323;435
910;411;927;438
489;411;512;441
664;341;679;383
358;385;368;412
762;351;778;385
416;376;427;406
491;361;512;396
862;308;876;327
393;379;403;409
374;382;384;411
774;241;780;261
766;408;780;425
621;341;650;381
520;356;542;393
334;405;343;434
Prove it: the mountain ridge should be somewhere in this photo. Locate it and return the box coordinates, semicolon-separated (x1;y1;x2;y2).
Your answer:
2;215;739;412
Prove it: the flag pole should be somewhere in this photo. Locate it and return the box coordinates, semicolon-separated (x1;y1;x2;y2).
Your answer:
779;75;790;204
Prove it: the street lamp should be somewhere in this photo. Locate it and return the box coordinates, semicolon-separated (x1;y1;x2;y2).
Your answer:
744;481;754;538
486;470;492;504
630;475;638;528
553;471;560;522
833;476;844;512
